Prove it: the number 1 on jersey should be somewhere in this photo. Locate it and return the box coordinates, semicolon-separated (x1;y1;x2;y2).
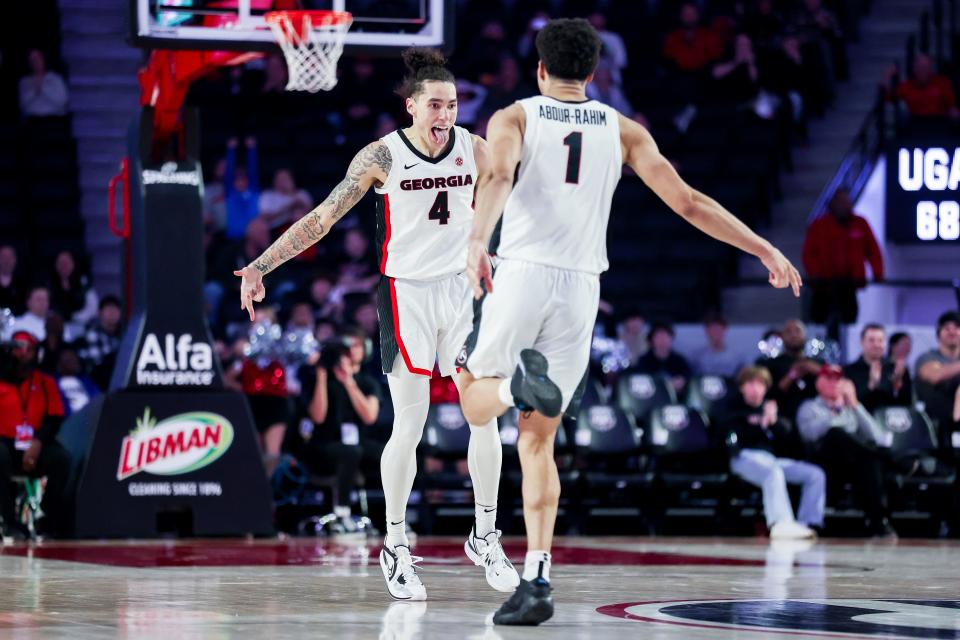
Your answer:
428;190;450;225
563;131;583;184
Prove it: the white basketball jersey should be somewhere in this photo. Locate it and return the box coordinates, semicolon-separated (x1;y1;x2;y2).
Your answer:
374;126;477;281
497;96;622;274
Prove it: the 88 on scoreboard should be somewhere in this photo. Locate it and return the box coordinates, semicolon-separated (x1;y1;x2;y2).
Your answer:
887;144;960;243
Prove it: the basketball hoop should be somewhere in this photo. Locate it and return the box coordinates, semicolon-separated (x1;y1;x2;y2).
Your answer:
265;10;352;93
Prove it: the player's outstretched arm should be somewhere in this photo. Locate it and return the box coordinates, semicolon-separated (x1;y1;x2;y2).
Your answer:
468;105;523;298
234;141;392;320
619;114;802;297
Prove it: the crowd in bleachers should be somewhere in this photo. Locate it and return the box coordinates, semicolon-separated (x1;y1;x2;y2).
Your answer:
3;0;960;540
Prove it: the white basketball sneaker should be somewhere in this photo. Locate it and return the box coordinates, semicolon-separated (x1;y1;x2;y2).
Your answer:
769;520;817;540
464;525;521;593
380;541;427;601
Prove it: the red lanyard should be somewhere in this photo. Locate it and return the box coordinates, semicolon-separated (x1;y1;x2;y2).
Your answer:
16;372;35;425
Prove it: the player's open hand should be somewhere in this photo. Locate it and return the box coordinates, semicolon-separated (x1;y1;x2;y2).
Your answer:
466;239;493;299
234;266;266;321
761;248;802;297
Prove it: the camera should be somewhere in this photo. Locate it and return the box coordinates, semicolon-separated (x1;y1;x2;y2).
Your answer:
317;338;351;370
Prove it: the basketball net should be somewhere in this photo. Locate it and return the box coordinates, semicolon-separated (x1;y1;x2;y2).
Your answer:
265;11;352;93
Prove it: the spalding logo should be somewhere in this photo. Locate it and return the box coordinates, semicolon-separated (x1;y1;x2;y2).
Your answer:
117;408;234;480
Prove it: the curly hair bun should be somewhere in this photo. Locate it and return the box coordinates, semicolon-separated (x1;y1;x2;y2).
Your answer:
402;48;448;74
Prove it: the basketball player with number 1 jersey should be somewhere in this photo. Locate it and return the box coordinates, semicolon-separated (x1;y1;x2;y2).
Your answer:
235;49;519;602
456;19;804;625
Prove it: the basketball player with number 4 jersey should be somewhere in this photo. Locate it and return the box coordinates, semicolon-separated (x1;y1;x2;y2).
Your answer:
235;49;519;602
456;19;804;626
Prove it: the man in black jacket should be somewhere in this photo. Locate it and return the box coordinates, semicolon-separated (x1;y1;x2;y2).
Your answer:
719;365;825;539
844;323;912;413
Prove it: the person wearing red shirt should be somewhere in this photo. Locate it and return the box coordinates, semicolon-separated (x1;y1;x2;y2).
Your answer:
663;3;723;72
802;188;884;329
0;331;71;539
885;54;960;119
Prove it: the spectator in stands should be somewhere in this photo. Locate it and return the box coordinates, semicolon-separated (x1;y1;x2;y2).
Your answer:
14;285;50;341
796;364;896;537
78;295;123;390
802;188;883;331
720;366;824;539
49;250;96;327
794;0;847;82
888;331;912;369
760;319;821;423
633;322;692;394
287;301;316;333
258;168;313;234
39;313;68;376
224;137;260;241
455;80;487;129
916;311;960;432
692;312;744;377
711;34;760;105
292;326;382;521
308;271;342;323
338;228;380;292
0;245;26;315
586;59;634;115
844;323;912;413
663;3;723;73
479;55;532;120
18;49;69;117
588;12;628;84
55;348;99;416
744;0;785;51
617;309;648;366
884;53;959;119
0;330;71;539
203;158;227;234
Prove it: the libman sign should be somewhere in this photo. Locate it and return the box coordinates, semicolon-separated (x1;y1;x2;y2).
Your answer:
117;408;233;480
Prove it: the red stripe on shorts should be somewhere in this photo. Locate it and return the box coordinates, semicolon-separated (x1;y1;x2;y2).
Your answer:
389;278;432;377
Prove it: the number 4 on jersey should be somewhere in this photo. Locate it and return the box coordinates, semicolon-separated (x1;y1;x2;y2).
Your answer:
428;190;450;225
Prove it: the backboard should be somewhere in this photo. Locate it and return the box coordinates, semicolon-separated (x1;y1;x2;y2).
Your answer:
130;0;454;55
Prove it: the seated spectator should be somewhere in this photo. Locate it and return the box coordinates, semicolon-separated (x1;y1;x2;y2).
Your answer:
479;55;532;120
720;366;824;539
258;168;313;233
586;59;634;115
617;309;648;366
203;157;227;235
588;12;628;84
40;313;68;376
338;228;380;292
844;323;912;413
291;326;382;521
49;250;97;328
455;80;487;129
0;330;71;539
662;3;723;73
888;331;912;365
207;217;272;329
18;49;69;117
916;311;960;433
796;364;896;538
78;295;123;390
224;137;260;242
884;54;959;119
287;300;316;333
632;322;692;395
759;319;821;423
14;285;50;341
692;312;744;378
802;188;883;333
711;34;760;105
55;348;100;415
308;271;342;323
0;246;26;316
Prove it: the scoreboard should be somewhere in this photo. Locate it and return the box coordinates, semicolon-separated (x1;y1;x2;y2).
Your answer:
886;141;960;243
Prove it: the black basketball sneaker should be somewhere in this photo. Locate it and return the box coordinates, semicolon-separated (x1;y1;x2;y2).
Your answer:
492;578;554;625
510;349;563;418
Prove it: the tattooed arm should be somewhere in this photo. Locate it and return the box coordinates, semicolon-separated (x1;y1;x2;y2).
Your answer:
234;141;392;320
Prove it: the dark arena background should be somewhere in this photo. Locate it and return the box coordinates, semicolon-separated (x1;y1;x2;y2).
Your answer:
1;0;960;637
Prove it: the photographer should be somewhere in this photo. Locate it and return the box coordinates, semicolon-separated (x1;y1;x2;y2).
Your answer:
0;331;71;539
292;326;382;518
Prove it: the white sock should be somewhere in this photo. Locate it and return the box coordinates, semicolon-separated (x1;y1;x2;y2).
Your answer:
468;419;502;537
381;370;431;549
522;550;551;583
497;378;515;407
